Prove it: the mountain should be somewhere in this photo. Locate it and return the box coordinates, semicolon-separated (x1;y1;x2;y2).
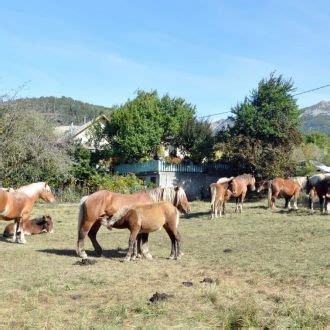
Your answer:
300;101;330;136
0;96;111;125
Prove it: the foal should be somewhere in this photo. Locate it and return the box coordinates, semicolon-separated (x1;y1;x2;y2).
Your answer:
3;215;53;237
102;202;184;261
209;182;233;218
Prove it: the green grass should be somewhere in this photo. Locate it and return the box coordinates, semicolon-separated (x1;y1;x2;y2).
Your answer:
0;200;329;329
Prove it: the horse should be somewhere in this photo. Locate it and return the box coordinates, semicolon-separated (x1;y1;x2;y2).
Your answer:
101;201;186;261
209;181;233;218
0;182;55;243
3;215;54;237
306;174;330;214
257;178;301;209
228;174;256;212
76;186;190;259
216;176;234;184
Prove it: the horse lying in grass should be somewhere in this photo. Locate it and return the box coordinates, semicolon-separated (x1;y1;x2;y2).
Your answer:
0;182;55;243
77;186;190;259
306;174;330;214
228;174;256;212
257;178;301;209
3;215;54;237
209;181;233;218
102;201;187;261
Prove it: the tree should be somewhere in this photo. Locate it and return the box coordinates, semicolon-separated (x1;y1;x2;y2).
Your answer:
102;90;199;163
177;118;215;162
0;109;72;187
218;73;302;178
104;90;164;162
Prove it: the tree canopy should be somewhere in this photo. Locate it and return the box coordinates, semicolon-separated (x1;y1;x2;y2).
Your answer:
101;90;211;163
217;73;302;178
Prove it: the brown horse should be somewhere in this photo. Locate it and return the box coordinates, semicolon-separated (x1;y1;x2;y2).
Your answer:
77;186;190;259
257;178;301;209
209;181;233;218
102;201;185;261
3;215;54;237
306;174;330;214
0;182;55;243
228;174;256;212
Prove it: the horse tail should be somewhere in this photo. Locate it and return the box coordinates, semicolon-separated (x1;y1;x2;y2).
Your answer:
77;196;88;235
210;184;216;208
267;181;272;208
108;207;130;226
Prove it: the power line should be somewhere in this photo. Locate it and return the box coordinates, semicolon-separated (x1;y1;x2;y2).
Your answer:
199;83;330;119
292;84;330;96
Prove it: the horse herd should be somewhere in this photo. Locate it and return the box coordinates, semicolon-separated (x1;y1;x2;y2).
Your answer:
0;173;329;262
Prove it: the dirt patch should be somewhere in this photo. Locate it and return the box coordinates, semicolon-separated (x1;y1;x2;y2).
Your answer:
149;292;174;303
182;281;193;287
73;259;97;266
200;277;214;284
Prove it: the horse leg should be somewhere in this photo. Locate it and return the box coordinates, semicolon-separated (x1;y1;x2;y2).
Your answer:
163;225;176;259
219;200;223;217
239;193;246;213
174;230;182;259
309;195;314;214
140;233;152;260
77;221;95;259
17;218;26;244
319;195;325;214
293;194;298;210
124;227;139;262
235;198;239;212
284;197;290;209
88;220;103;257
11;220;18;243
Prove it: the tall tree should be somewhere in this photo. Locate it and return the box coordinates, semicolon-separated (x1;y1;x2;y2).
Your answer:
218;73;302;178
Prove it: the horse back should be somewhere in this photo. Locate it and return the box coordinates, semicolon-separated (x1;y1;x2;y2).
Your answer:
0;191;30;220
272;178;301;196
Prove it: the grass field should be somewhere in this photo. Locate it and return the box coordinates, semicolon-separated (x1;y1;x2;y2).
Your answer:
0;199;329;329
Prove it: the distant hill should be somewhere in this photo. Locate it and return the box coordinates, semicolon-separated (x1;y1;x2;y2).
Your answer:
0;96;111;125
300;101;330;136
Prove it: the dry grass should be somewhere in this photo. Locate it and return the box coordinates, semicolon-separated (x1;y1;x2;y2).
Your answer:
0;199;329;329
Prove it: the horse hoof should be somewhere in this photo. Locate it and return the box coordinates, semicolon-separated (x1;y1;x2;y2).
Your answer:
94;251;103;258
124;256;131;262
168;255;175;260
17;239;26;244
144;253;153;260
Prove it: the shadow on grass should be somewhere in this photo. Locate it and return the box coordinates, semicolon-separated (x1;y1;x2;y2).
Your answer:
37;248;127;258
185;211;211;219
248;205;268;210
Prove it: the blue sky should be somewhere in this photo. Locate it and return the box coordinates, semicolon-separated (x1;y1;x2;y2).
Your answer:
1;0;329;119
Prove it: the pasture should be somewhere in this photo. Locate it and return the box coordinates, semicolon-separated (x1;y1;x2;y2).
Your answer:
0;200;329;329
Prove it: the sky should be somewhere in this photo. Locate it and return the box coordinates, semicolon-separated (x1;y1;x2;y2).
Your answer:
0;0;329;120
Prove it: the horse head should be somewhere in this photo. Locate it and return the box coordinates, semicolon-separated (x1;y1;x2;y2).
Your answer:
40;183;56;203
174;186;191;214
256;180;267;193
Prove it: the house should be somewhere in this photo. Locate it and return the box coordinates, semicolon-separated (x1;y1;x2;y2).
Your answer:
114;160;232;200
55;115;109;150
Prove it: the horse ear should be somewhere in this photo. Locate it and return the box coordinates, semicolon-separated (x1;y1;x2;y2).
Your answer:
174;186;179;191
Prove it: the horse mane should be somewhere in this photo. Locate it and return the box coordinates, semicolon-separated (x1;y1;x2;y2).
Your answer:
17;182;50;197
216;176;234;184
108;207;131;226
146;186;187;206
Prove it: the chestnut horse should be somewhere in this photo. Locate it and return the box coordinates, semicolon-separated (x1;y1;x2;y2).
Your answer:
306;174;330;214
76;186;190;259
0;182;55;243
257;178;301;209
228;174;256;212
4;215;54;237
102;201;187;261
209;181;233;218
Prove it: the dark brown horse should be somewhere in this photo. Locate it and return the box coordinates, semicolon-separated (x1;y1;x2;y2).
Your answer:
257;178;301;209
228;174;256;212
76;186;190;259
0;182;55;243
102;201;187;261
306;174;330;214
209;181;233;218
4;215;54;237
